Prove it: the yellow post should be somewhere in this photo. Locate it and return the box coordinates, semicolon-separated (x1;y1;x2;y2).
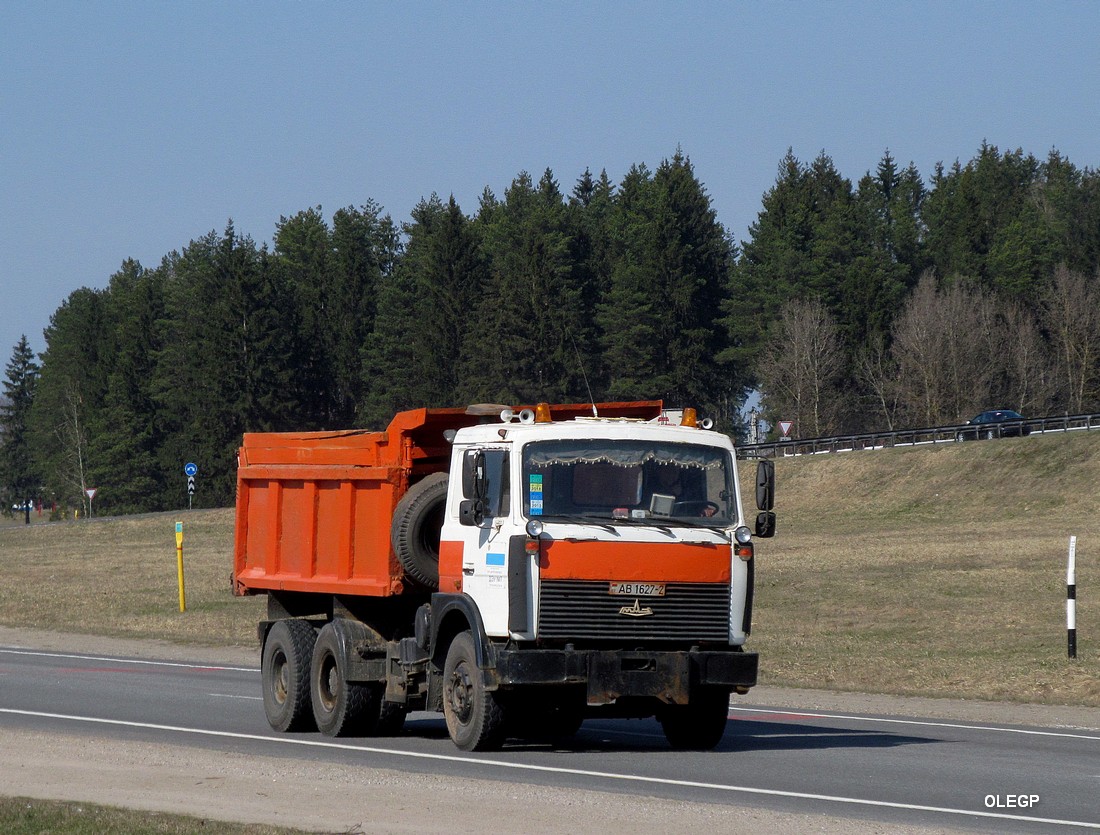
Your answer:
175;521;186;612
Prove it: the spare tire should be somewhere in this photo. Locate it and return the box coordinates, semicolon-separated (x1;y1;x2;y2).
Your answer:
391;472;449;589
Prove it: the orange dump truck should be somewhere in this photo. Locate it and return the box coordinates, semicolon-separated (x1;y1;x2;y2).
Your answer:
233;401;775;751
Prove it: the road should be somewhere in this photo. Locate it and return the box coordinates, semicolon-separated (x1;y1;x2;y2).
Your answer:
1;634;1098;834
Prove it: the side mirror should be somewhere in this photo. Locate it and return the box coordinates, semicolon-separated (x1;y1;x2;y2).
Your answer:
755;459;775;511
459;499;484;527
755;511;776;538
462;450;485;500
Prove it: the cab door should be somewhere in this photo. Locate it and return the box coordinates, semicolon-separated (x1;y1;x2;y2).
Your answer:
449;447;521;638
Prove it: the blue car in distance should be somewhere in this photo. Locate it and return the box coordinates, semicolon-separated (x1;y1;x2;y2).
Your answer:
955;409;1031;441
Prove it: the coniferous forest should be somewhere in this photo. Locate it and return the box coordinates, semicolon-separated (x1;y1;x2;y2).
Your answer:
3;145;1100;515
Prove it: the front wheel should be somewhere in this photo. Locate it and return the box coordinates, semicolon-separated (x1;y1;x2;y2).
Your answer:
442;631;508;751
659;687;731;750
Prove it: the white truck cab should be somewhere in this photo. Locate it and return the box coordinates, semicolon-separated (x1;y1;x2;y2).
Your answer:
428;404;774;750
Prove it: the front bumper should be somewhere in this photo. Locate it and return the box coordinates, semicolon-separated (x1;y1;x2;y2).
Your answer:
493;647;758;705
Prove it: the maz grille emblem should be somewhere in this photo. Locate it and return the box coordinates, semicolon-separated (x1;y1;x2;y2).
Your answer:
618;599;655;617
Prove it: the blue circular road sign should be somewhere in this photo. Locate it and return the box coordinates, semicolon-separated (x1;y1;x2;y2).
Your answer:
184;462;198;477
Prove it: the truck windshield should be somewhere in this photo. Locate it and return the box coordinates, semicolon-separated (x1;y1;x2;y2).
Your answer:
522;439;735;526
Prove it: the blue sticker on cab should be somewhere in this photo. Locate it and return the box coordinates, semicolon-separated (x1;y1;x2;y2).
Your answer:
529;473;543;514
486;553;506;566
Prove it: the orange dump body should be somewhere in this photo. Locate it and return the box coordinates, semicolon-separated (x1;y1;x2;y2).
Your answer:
233;407;473;598
232;401;663;600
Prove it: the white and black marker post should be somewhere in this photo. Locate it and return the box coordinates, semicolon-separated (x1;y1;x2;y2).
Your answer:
1067;535;1077;660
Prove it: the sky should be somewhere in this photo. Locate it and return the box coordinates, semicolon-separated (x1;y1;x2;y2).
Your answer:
2;1;1099;363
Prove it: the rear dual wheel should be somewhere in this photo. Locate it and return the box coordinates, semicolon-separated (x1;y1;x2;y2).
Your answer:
261;619;317;733
310;623;381;737
262;619;407;737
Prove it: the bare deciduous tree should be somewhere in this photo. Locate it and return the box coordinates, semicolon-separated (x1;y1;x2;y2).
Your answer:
756;298;844;438
856;333;901;430
54;380;91;515
998;302;1056;416
891;271;1003;426
1042;265;1100;414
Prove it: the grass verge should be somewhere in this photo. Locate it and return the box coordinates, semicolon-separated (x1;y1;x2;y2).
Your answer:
0;797;302;835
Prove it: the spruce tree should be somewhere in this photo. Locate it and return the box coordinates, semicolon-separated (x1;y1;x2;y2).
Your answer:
28;287;108;512
88;260;165;512
651;150;735;416
153;223;295;505
847;152;926;352
330;203;399;423
0;335;40;510
467;170;585;404
597;164;661;400
359;263;427;428
272;208;334;427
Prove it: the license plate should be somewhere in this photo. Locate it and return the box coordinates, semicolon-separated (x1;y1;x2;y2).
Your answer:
608;582;666;597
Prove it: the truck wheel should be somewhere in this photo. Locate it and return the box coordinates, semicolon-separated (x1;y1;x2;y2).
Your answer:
310;622;380;737
509;691;585;743
391;473;449;589
375;700;408;736
443;631;507;751
262;619;317;733
546;699;585;741
659;687;731;751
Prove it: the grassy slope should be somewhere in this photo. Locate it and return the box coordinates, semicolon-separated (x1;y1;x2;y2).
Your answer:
747;430;1100;705
0;430;1096;705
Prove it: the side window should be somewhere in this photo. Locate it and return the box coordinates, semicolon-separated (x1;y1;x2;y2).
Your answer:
483;450;509;517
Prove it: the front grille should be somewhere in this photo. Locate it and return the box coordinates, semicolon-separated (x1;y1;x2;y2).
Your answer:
538;580;729;642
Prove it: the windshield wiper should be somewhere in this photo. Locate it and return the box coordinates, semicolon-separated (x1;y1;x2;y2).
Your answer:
538;514;617;533
617;516;730;533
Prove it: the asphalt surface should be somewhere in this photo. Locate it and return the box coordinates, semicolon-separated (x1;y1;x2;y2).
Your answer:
1;637;1099;833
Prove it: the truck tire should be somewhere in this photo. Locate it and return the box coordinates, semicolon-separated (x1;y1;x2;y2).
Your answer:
262;619;317;733
310;622;381;737
375;700;408;736
442;631;508;751
659;687;731;751
391;472;449;589
508;689;585;744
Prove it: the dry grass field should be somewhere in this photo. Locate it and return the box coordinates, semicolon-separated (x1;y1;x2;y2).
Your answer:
747;429;1100;706
0;506;262;649
0;429;1097;707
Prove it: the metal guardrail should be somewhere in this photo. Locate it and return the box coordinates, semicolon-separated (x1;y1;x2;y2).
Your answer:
737;413;1100;459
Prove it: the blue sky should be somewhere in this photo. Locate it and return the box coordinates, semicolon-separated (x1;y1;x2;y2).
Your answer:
3;1;1098;361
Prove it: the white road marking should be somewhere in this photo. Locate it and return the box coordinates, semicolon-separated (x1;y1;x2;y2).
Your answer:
728;706;1100;742
0;647;257;674
0;707;1096;830
209;694;263;701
